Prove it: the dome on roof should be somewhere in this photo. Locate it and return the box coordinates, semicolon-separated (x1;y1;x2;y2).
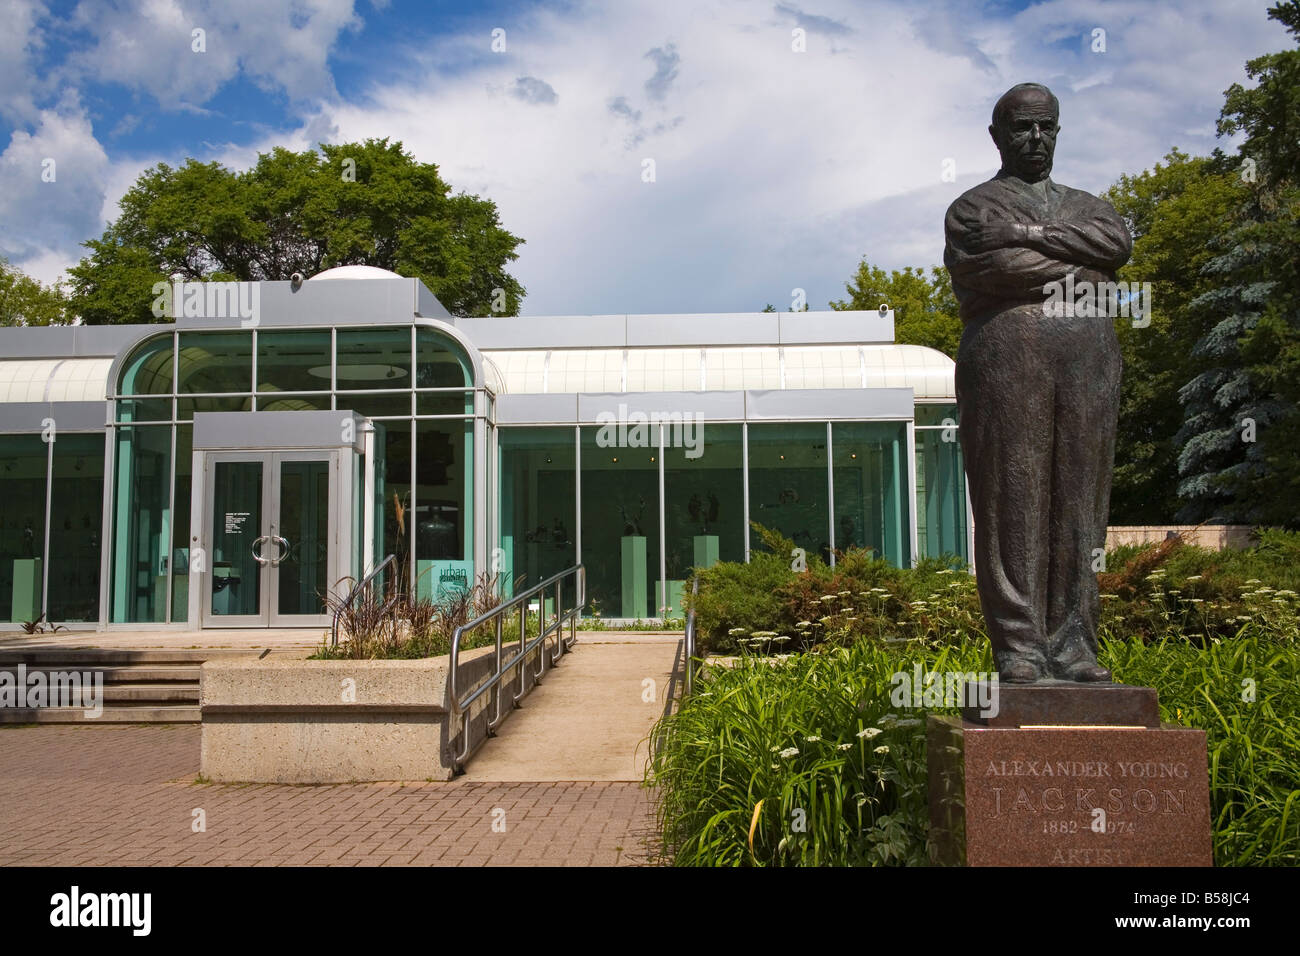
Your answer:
309;265;404;281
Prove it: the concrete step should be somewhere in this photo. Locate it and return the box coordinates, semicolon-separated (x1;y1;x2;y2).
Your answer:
0;648;268;666
0;664;201;683
101;683;200;703
0;704;200;724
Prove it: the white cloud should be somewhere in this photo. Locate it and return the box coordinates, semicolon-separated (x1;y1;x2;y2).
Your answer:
67;0;362;109
3;0;1289;314
0;103;109;269
299;0;1280;314
0;0;52;125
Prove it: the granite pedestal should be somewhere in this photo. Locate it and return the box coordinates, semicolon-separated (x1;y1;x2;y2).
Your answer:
929;684;1212;866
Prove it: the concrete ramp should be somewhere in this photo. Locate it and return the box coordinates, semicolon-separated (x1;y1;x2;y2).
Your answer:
462;634;681;782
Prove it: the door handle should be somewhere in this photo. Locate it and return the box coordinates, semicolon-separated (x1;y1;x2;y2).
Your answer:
250;535;271;566
270;535;291;566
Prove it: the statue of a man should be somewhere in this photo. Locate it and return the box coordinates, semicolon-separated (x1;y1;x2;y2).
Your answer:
943;83;1132;683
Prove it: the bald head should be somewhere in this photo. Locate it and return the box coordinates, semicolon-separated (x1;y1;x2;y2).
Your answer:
989;83;1060;183
992;83;1059;129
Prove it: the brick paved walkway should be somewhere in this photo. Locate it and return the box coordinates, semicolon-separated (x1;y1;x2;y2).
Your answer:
0;725;660;866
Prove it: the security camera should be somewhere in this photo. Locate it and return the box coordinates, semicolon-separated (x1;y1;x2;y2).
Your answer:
879;303;889;317
290;272;305;291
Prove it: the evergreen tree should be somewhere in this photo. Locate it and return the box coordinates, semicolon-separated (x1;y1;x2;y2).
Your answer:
1177;2;1300;526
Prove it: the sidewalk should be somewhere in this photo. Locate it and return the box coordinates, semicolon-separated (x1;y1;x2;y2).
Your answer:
0;632;684;866
0;724;659;866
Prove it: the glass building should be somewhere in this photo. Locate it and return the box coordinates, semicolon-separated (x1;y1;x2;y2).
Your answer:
0;267;969;630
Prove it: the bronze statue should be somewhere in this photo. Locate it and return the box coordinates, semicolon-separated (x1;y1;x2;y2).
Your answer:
944;83;1133;683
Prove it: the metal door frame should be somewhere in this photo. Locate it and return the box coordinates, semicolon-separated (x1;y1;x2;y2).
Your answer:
268;450;338;628
199;449;341;628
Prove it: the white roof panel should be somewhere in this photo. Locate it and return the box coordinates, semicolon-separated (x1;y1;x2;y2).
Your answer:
483;344;954;400
0;358;113;403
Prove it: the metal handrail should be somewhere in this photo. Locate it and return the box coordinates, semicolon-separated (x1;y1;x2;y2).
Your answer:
684;576;699;697
331;553;398;648
447;564;586;771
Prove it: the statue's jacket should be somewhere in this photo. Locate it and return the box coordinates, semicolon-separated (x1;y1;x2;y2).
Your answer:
943;171;1132;326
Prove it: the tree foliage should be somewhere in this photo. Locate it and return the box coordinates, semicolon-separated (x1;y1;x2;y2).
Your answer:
0;258;69;326
1175;1;1300;525
67;138;526;323
1102;151;1245;522
829;260;962;357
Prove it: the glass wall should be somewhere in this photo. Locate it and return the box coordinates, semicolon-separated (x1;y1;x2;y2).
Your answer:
581;427;661;620
498;428;576;609
832;422;909;567
0;432;106;625
747;422;830;562
47;434;105;622
915;404;968;563
171;425;193;620
415;420;473;601
109;322;482;624
497;414;933;619
257;330;332;396
0;436;51;624
373;421;412;598
110;425;173;623
663;423;743;614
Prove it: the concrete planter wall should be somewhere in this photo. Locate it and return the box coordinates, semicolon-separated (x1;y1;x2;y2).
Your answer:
200;641;546;783
1105;525;1256;551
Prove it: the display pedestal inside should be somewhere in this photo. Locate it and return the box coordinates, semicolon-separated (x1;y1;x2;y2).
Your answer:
692;535;719;570
928;683;1212;867
11;558;41;622
655;579;685;617
620;536;647;619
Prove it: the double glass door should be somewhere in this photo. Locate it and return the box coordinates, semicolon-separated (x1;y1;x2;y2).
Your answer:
203;451;337;627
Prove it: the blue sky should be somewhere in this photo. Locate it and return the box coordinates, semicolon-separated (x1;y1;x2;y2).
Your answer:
0;0;1289;315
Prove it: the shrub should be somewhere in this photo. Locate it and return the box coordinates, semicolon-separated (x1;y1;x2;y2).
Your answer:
648;630;1300;866
688;525;1300;654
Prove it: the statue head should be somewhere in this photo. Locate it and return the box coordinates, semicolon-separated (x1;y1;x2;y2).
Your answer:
989;82;1059;183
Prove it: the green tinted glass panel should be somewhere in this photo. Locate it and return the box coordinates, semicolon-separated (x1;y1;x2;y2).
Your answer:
415;421;472;601
256;393;331;412
746;422;828;562
916;428;968;564
278;460;329;616
663;423;742;614
118;335;173;395
116;398;172;422
499;428;575;604
337;328;411;391
47;433;105;623
417;391;473;416
915;404;959;427
209;460;262;618
373;422;412;596
170;426;192;621
177;395;251;419
417;327;472;388
345;392;412;418
580;427;660;620
177;332;252;394
110;426;172;623
832;422;909;568
258;330;332;393
0;435;49;623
